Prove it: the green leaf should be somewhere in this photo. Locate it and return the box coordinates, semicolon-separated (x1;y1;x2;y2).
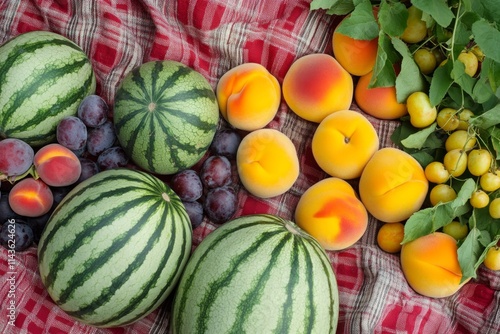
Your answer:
378;1;408;37
370;32;398;88
472;19;500;64
335;0;378;40
400;123;437;149
451;60;476;98
310;0;352;13
411;0;455;28
470;104;500;129
429;60;453;107
392;38;425;102
457;227;487;281
409;150;436;167
482;58;500;94
402;178;475;244
473;75;495;104
487;126;500;160
472;0;500;27
453;19;473;57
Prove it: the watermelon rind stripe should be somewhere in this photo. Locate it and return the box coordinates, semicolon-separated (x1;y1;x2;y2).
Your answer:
228;233;291;333
152;61;191;98
55;199;163;305
0;36;84;97
172;214;339;333
41;194;148;290
38;169;192;327
172;219;274;330
3;61;93;131
300;239;317;334
0;31;95;145
65;201;165;318
92;206;190;327
113;60;219;174
194;229;283;332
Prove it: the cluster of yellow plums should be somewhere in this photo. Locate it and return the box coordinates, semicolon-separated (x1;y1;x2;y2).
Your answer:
423;109;499;215
405;92;500;271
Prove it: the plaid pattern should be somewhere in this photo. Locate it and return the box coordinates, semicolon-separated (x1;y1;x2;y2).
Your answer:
0;1;499;333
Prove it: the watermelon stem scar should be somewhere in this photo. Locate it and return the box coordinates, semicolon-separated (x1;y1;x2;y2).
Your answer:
162;192;170;202
148;102;156;112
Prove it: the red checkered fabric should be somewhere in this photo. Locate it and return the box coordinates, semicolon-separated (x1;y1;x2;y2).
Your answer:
0;1;499;333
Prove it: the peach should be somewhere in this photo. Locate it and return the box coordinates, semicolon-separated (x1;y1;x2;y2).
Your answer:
332;27;378;77
9;178;54;217
216;63;281;131
294;177;368;251
359;147;428;223
312;109;379;179
282;53;353;123
34;143;81;187
400;232;468;298
236;128;299;198
354;71;408;120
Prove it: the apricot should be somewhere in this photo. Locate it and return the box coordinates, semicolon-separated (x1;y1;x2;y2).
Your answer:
34;143;82;187
282;53;353;123
216;63;281;131
354;71;408;120
332;28;378;77
9;178;54;217
400;232;468;298
312;110;379;179
359;147;428;223
236;128;299;198
377;222;405;253
294;177;368;251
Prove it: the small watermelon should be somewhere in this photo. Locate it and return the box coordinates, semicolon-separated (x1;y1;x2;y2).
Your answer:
172;214;339;333
0;30;96;146
37;168;192;327
113;60;219;175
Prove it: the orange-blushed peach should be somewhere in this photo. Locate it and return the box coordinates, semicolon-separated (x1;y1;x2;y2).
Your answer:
34;143;82;187
359;147;428;223
9;178;54;217
216;63;281;131
236;128;299;198
400;232;469;298
312;109;379;179
332;29;378;77
354;71;408;120
294;177;368;251
282;53;353;123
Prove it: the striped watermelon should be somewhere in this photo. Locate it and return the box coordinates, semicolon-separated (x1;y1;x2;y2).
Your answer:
172;214;339;334
0;30;96;146
113;60;219;175
37;168;192;327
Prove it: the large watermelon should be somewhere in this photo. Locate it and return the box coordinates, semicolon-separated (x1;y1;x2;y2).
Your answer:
172;214;339;334
37;168;192;327
113;60;219;175
0;30;96;146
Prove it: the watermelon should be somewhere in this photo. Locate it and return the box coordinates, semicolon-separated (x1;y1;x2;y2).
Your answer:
113;60;219;175
0;30;96;146
171;214;339;334
37;168;192;327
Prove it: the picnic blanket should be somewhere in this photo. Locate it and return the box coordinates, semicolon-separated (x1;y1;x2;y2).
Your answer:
0;1;499;333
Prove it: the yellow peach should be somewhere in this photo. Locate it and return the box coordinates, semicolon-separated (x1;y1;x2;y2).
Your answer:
359;147;428;223
236;128;299;198
312;109;379;179
216;63;281;131
354;71;408;120
282;53;353;123
295;177;368;251
400;232;468;298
